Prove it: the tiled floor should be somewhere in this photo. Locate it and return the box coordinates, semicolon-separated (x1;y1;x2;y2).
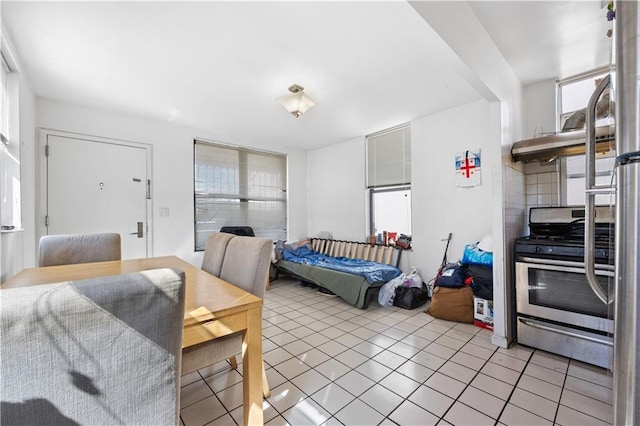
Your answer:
179;277;614;426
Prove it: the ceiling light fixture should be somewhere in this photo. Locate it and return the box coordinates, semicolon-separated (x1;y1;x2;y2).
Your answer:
276;84;315;118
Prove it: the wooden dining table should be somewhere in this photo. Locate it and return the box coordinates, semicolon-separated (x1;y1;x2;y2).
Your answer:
2;255;264;426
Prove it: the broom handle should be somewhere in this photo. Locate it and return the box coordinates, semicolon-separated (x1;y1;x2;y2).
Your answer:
441;233;452;266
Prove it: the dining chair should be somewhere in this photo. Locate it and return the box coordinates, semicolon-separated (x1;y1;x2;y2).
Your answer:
184;235;273;398
1;268;186;425
38;233;122;267
200;232;235;276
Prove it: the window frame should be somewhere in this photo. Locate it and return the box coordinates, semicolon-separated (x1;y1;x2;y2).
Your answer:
368;184;411;237
193;139;287;251
556;67;616;207
365;124;412;239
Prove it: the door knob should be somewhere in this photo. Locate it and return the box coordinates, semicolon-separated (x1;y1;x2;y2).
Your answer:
129;222;144;238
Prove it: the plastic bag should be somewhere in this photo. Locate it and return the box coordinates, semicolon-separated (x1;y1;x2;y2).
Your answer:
400;267;423;288
378;273;406;307
461;243;493;267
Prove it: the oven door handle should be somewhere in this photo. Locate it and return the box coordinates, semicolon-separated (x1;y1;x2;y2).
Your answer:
584;74;614;306
519;318;613;347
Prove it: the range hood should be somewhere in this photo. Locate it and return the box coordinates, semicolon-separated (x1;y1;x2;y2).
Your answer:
511;124;615;163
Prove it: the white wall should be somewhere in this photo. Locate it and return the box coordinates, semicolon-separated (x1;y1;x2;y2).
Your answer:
408;100;495;279
305;100;497;284
411;0;525;347
306;137;366;241
0;18;37;282
32;98;308;267
523;79;557;139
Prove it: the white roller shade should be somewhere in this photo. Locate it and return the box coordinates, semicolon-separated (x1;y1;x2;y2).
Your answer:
366;124;411;188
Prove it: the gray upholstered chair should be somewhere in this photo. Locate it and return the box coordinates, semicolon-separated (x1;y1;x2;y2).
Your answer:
201;232;235;276
184;235;272;398
0;268;185;425
38;233;122;267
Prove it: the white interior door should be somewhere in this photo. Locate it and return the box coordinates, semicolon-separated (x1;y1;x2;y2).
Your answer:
46;134;150;259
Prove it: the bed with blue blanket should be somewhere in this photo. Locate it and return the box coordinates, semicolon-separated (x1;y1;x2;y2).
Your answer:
275;239;403;309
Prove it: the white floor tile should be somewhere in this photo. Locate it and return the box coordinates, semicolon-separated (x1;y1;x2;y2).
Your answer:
458;385;506;419
450;351;487;371
438;360;477;384
563;375;613;405
481;361;521;385
367;334;397;349
288;369;330;396
530;350;569;374
274;357;312;380
499;403;553;426
335;398;385;426
283;339;314;356
180;379;214;409
459;341;496;360
509;388;558;421
444;400;495;426
379;371;421;398
411;350;448;371
388;400;439;426
302;332;331;347
555;404;611;426
310;383;355;414
314;358;350;381
372;349;408;370
470;373;514;400
408;384;455;417
402;333;431;350
334;348;369;369
215;381;244;411
180;395;227;426
567;361;613;389
395;359;435;383
264;347;296;367
359;383;404;416
335;370;376;397
268;382;307;413
523;362;566;387
517;374;563;402
282;397;331;426
560;389;613;423
204;368;243;393
424;372;466;399
297;348;331;368
423;342;457;360
317;340;348;358
333;332;364;348
490;351;528;372
387;341;422;358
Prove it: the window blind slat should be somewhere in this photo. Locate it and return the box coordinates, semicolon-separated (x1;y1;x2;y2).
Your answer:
194;140;287;250
366;124;411;188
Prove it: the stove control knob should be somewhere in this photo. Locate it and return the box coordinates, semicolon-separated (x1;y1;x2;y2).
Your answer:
534;246;541;253
546;247;553;253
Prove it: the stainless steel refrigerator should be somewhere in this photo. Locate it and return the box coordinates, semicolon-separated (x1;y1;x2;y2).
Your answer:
612;1;639;423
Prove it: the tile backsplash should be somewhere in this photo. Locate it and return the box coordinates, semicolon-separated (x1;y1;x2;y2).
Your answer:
524;160;560;208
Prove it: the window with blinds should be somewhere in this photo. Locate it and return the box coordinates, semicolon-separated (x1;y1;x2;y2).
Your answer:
366;124;411;188
194;140;287;250
365;124;412;237
1;50;21;229
1;53;11;145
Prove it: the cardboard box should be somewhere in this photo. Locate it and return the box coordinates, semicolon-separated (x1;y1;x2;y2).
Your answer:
474;297;494;330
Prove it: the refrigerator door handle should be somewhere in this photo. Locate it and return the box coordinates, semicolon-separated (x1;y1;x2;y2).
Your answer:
584;74;613;305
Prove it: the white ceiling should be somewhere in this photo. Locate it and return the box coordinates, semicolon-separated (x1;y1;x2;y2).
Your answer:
2;1;612;151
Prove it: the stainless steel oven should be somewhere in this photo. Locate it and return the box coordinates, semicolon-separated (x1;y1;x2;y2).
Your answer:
515;206;615;369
